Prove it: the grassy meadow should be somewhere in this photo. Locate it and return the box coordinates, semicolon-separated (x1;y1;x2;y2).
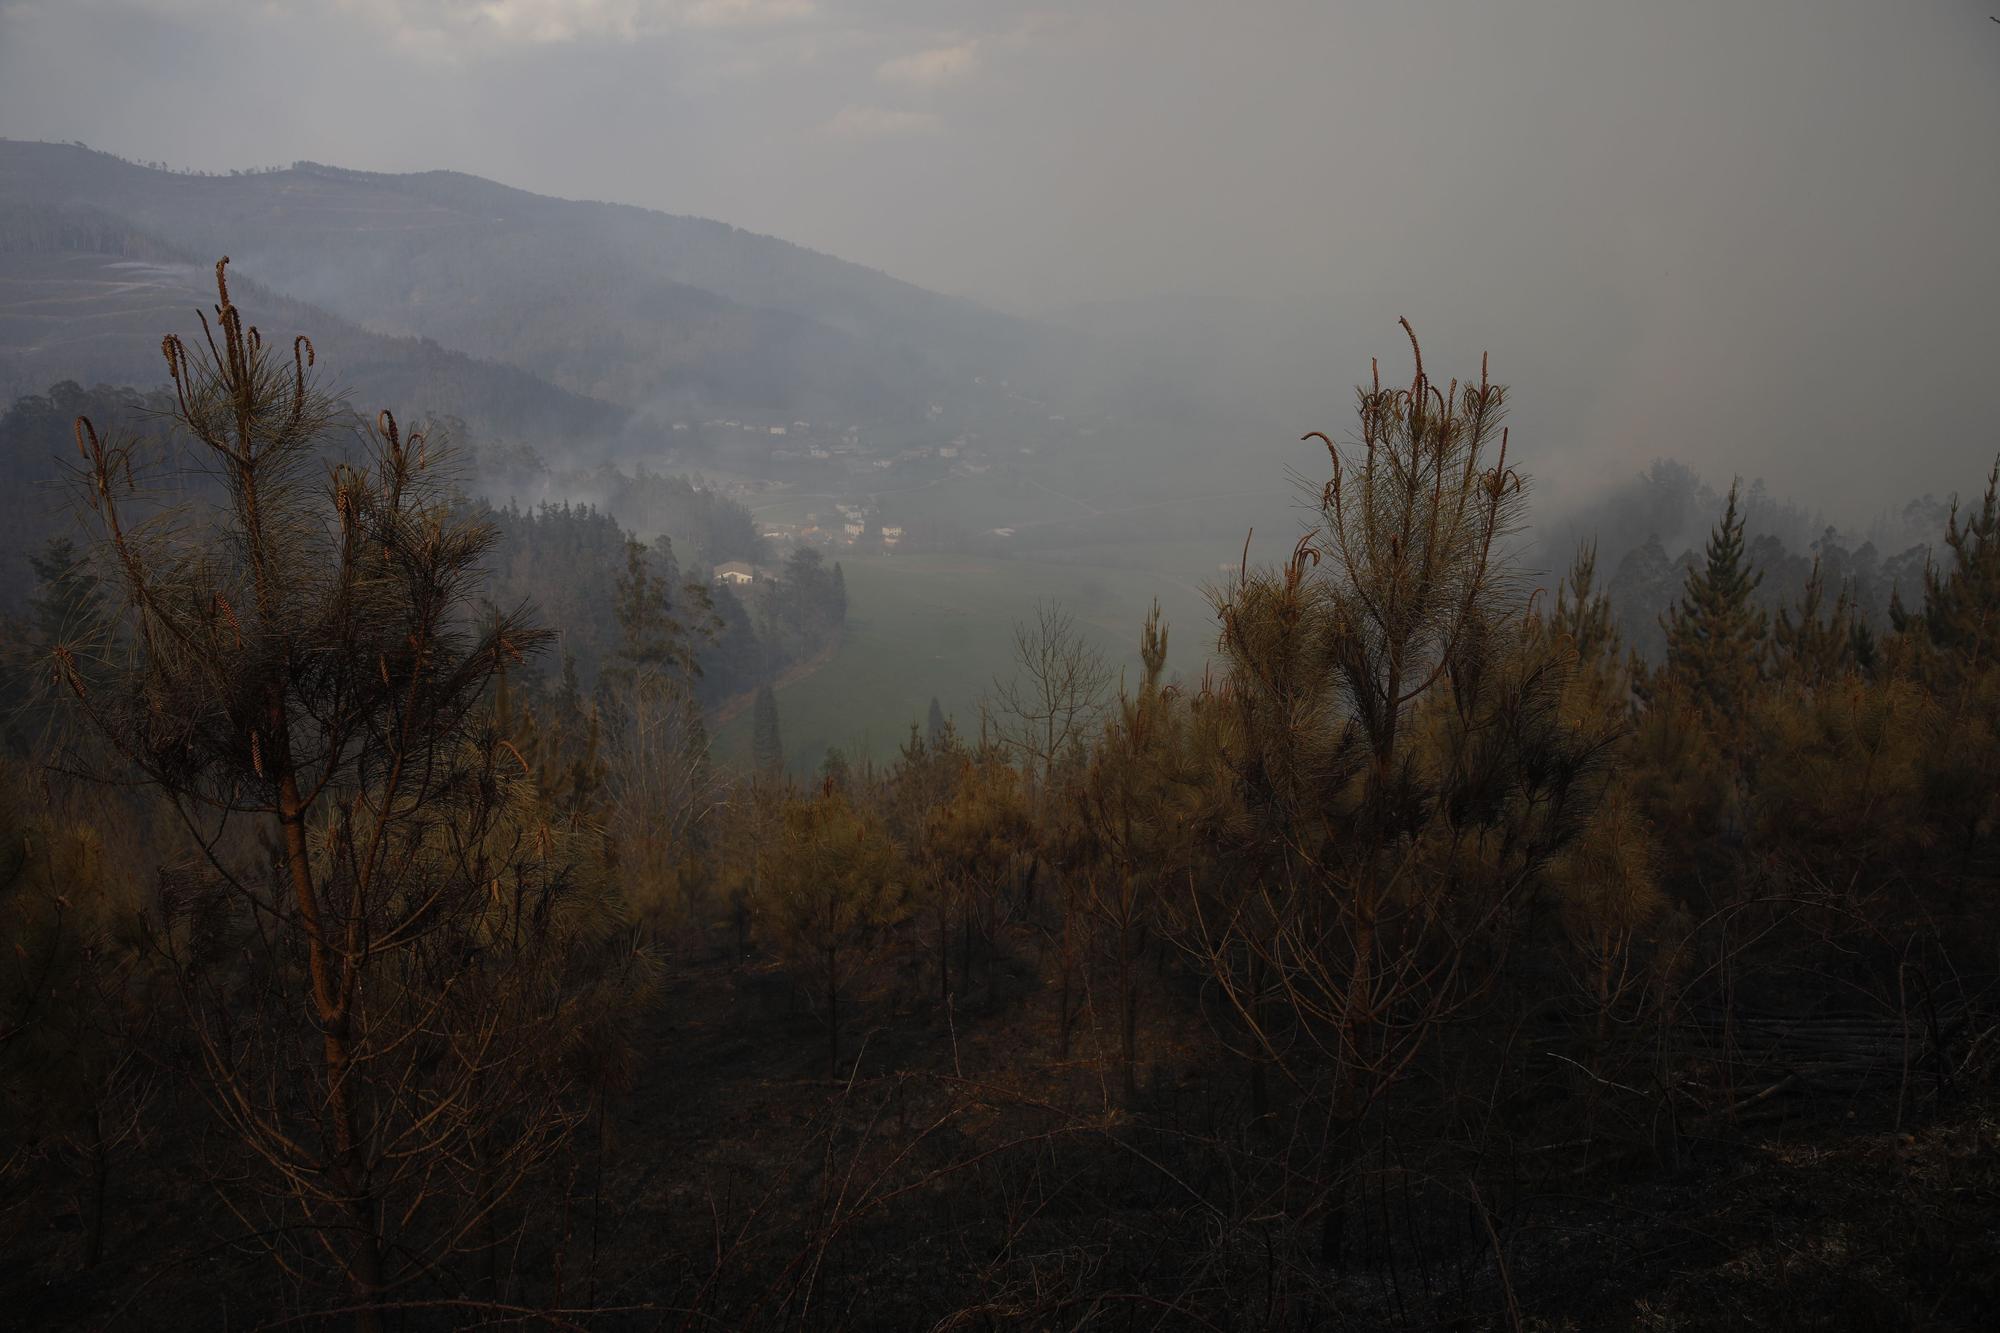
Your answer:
710;547;1228;776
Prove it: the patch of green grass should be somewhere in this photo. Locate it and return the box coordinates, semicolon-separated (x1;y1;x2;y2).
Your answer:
711;551;1222;776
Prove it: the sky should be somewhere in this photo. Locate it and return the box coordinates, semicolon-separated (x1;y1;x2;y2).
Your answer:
3;0;1998;515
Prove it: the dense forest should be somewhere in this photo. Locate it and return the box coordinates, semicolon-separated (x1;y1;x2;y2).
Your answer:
2;270;1997;1330
0;381;846;726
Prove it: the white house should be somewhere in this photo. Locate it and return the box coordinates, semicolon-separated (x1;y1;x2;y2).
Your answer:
713;561;756;585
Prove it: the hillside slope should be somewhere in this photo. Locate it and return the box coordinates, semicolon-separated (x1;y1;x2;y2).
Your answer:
0;199;628;442
0;141;1049;424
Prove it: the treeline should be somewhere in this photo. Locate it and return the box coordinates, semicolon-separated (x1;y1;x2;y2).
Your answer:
481;498;845;706
2;283;1996;1329
1538;457;1939;662
454;434;765;572
0;381;844;714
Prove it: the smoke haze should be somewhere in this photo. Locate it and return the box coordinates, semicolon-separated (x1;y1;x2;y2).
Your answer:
3;0;1996;518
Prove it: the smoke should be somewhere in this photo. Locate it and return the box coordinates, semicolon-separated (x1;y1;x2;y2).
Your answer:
2;0;1995;530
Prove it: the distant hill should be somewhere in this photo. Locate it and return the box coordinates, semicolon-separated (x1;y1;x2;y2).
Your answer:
0;197;628;442
0;140;1048;426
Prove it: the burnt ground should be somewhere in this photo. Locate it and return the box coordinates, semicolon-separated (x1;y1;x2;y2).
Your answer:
7;920;1999;1330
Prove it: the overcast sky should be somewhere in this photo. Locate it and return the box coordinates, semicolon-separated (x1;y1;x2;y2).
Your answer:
3;0;1998;514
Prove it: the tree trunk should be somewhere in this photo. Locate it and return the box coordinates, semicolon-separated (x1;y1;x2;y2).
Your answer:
1323;884;1378;1274
938;906;950;1003
1057;904;1073;1060
277;784;385;1331
1118;917;1138;1101
1248;950;1270;1124
826;944;840;1081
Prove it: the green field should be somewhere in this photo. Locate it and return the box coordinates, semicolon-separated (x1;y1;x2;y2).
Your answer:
710;549;1228;777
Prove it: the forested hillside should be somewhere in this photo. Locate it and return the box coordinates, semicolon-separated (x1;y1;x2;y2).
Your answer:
0;140;1050;424
0;201;628;440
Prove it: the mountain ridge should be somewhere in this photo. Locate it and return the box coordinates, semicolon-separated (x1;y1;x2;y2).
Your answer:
0;139;1051;428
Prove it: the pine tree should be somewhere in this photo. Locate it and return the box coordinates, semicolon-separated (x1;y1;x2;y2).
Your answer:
1887;454;2000;862
607;535;712;686
752;682;785;779
26;537;103;645
1203;322;1616;1266
1892;454;2000;672
1551;541;1620;668
766;787;900;1078
1772;555;1860;687
1075;602;1200;1099
603;536;717;925
927;695;948;744
58;260;643;1325
1659;480;1767;712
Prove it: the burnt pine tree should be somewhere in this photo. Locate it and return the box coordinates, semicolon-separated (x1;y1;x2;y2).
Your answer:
1660;480;1766;712
56;260;640;1326
1200;321;1617;1267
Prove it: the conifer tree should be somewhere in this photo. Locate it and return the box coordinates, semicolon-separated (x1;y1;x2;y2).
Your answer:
26;537;103;646
925;752;1030;1003
927;695;948;744
766;784;900;1078
1887;455;2000;862
1551;541;1620;668
1892;454;2000;672
1076;603;1201;1099
55;261;643;1324
1201;322;1615;1265
1659;480;1767;712
1772;555;1861;687
603;535;717;926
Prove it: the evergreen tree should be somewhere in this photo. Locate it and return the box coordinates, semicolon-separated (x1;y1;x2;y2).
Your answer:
1202;323;1617;1265
927;695;948;744
1887;455;2000;862
1772;555;1861;686
752;682;785;779
59;260;643;1323
1659;480;1767;712
1551;541;1620;668
607;535;711;685
766;786;900;1078
1075;602;1202;1098
26;537;103;645
1892;454;2000;671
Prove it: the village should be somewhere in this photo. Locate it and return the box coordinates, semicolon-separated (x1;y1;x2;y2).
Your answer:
660;386;1094;584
